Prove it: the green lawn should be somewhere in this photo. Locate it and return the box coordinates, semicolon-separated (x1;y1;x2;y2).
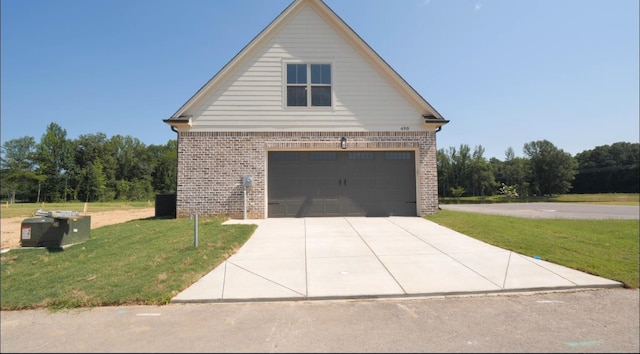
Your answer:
1;217;256;310
425;210;639;289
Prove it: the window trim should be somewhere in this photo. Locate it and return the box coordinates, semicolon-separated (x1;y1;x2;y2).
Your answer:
283;61;334;109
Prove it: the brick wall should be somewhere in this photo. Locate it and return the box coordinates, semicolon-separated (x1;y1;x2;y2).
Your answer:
176;131;439;218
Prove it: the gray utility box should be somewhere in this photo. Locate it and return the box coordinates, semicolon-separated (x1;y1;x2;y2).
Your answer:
21;211;91;248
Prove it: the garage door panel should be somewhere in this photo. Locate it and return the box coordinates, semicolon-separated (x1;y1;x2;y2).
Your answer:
268;151;416;217
301;178;322;190
323;201;341;216
343;164;376;176
305;165;329;177
269;179;298;194
280;164;301;175
269;198;303;217
344;176;376;189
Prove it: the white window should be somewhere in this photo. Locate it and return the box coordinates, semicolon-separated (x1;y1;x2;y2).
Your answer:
286;63;331;107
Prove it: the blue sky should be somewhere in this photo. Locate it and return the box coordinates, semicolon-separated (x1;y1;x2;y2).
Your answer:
1;0;638;160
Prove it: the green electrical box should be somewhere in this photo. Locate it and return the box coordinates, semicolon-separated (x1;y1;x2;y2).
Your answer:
21;210;91;248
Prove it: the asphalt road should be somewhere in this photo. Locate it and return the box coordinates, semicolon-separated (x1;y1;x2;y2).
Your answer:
439;202;639;219
1;289;638;353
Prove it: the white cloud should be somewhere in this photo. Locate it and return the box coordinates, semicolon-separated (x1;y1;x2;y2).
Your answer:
475;2;483;11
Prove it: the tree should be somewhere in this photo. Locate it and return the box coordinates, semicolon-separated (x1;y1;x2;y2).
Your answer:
71;133;118;201
0;137;43;202
34;123;74;202
436;149;452;197
111;135;152;182
523;140;578;196
437;144;496;197
573;142;639;193
2;124;176;203
108;135;156;200
149;140;177;193
490;147;529;197
470;145;496;196
81;161;108;202
450;145;472;196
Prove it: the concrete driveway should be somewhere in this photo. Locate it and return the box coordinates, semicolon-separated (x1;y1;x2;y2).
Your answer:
172;216;622;303
439;202;639;219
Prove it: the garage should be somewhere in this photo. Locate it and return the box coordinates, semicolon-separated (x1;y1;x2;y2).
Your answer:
268;151;417;217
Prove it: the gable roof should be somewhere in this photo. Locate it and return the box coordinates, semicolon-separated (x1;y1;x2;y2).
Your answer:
164;0;448;128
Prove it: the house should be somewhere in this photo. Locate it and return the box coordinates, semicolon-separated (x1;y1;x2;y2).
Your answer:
163;0;448;219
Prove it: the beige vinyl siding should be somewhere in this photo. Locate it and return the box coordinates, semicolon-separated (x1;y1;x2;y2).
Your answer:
187;5;425;132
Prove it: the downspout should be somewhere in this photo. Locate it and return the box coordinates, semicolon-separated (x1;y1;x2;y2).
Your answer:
164;116;190;217
171;125;179;218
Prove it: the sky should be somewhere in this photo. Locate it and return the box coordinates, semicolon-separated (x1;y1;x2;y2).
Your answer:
1;0;638;160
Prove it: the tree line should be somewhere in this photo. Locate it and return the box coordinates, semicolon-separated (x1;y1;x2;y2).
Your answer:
437;140;639;198
1;122;177;203
1;122;637;203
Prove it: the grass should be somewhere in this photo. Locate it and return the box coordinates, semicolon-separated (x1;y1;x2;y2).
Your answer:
440;193;639;206
1;216;256;310
0;201;153;219
425;210;639;289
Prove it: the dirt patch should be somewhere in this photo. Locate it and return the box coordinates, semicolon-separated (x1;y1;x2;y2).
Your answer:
1;208;156;251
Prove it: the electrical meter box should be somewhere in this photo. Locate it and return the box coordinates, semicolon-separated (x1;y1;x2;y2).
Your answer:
242;174;253;187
